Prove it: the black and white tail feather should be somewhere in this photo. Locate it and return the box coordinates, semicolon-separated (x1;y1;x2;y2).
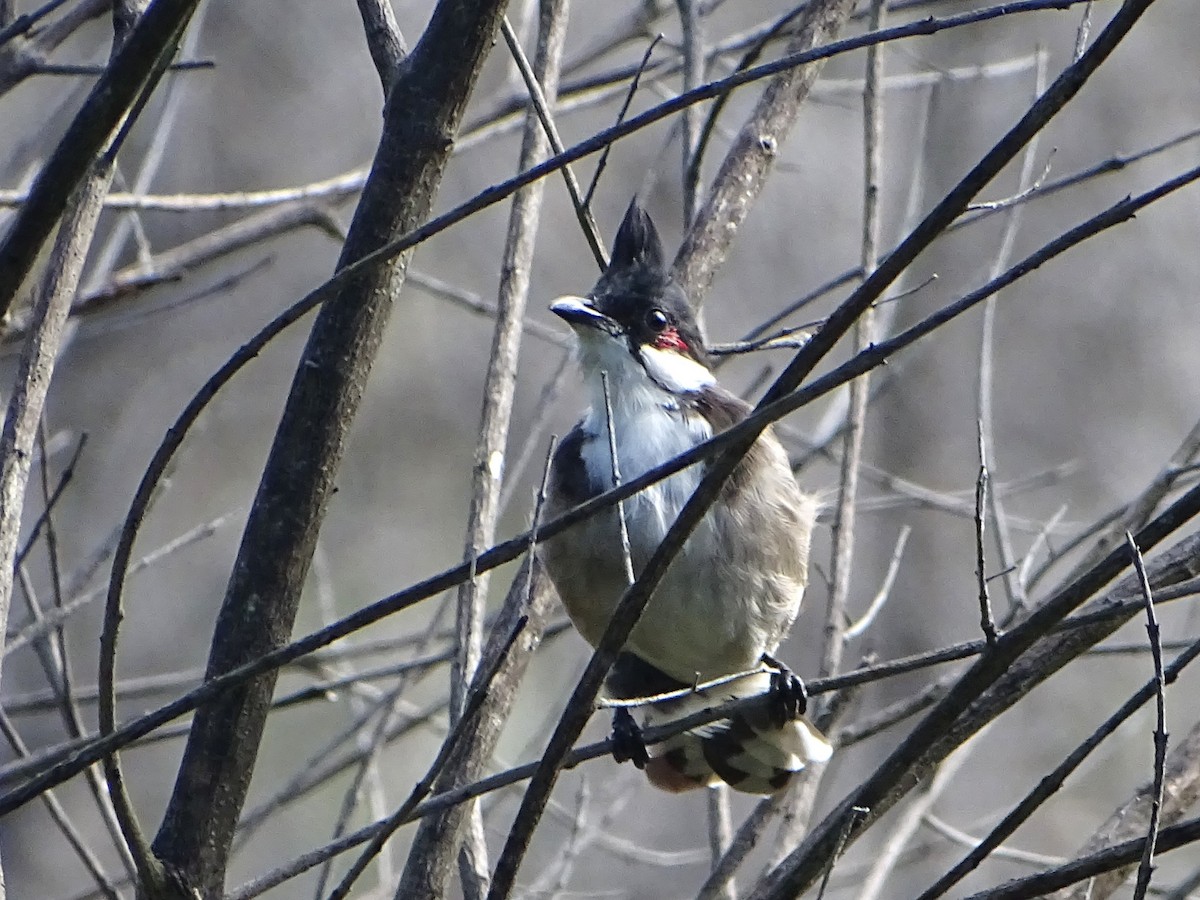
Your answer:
640;668;832;794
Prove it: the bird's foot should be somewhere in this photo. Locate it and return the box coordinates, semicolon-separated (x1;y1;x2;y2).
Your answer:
761;653;807;728
610;707;649;769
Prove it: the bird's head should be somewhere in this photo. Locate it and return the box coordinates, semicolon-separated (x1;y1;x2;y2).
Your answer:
551;200;713;398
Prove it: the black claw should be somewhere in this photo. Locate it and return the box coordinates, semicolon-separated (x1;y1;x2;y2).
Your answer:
610;707;649;769
762;653;807;727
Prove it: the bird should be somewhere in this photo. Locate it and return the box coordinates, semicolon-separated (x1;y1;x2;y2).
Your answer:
540;199;831;794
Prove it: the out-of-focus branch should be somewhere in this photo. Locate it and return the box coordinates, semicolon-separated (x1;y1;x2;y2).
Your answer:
0;162;116;893
1049;720;1200;899
675;0;704;226
961;813;1200;899
822;0;886;685
0;0;109;96
1;201;341;344
672;0;856;308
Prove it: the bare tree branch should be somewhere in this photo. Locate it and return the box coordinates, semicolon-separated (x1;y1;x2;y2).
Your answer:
407;2;571;895
0;0;199;320
961;813;1200;900
673;0;856;309
143;2;513;895
0;140;119;900
355;0;407;94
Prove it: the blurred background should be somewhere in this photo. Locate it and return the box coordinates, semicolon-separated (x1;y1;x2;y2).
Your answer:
2;0;1199;897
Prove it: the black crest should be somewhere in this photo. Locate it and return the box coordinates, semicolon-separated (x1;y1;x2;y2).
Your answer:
609;199;666;275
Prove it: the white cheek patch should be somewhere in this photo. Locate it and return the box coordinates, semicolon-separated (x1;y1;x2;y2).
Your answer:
640;346;715;394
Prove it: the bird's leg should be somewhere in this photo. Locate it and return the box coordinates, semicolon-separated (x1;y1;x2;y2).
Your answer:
761;652;807;728
610;707;649;769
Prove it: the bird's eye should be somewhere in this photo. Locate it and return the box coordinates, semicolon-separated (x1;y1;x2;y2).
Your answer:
645;308;670;332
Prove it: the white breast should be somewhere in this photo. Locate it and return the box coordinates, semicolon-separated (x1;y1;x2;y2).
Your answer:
579;376;712;552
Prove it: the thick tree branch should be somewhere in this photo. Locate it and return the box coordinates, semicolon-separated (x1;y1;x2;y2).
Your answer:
145;2;512;896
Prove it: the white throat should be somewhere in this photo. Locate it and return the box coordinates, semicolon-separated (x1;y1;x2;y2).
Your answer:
572;328;713;419
639;345;714;395
571;330;715;513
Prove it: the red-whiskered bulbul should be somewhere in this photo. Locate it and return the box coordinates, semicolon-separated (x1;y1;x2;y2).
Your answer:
541;200;831;794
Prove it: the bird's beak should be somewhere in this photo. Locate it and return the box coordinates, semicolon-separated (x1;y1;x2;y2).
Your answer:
550;295;617;334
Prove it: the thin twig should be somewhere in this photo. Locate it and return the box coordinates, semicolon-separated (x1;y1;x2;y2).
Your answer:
821;0;885;683
922;812;1064;868
844;525;910;641
500;13;606;270
584;34;663;208
547;776;591;897
407;269;567;349
14;432;87;571
1129;532;1168;900
0;168;369;212
974;49;1049;617
599;666;765;709
975;423;999;645
1074;0;1095;59
601;372;636;586
676;0;704;226
815;806;867;900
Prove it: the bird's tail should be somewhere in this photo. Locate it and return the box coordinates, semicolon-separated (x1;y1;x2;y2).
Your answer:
640;670;832;795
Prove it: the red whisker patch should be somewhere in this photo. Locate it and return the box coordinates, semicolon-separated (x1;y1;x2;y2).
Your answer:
652;327;689;352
